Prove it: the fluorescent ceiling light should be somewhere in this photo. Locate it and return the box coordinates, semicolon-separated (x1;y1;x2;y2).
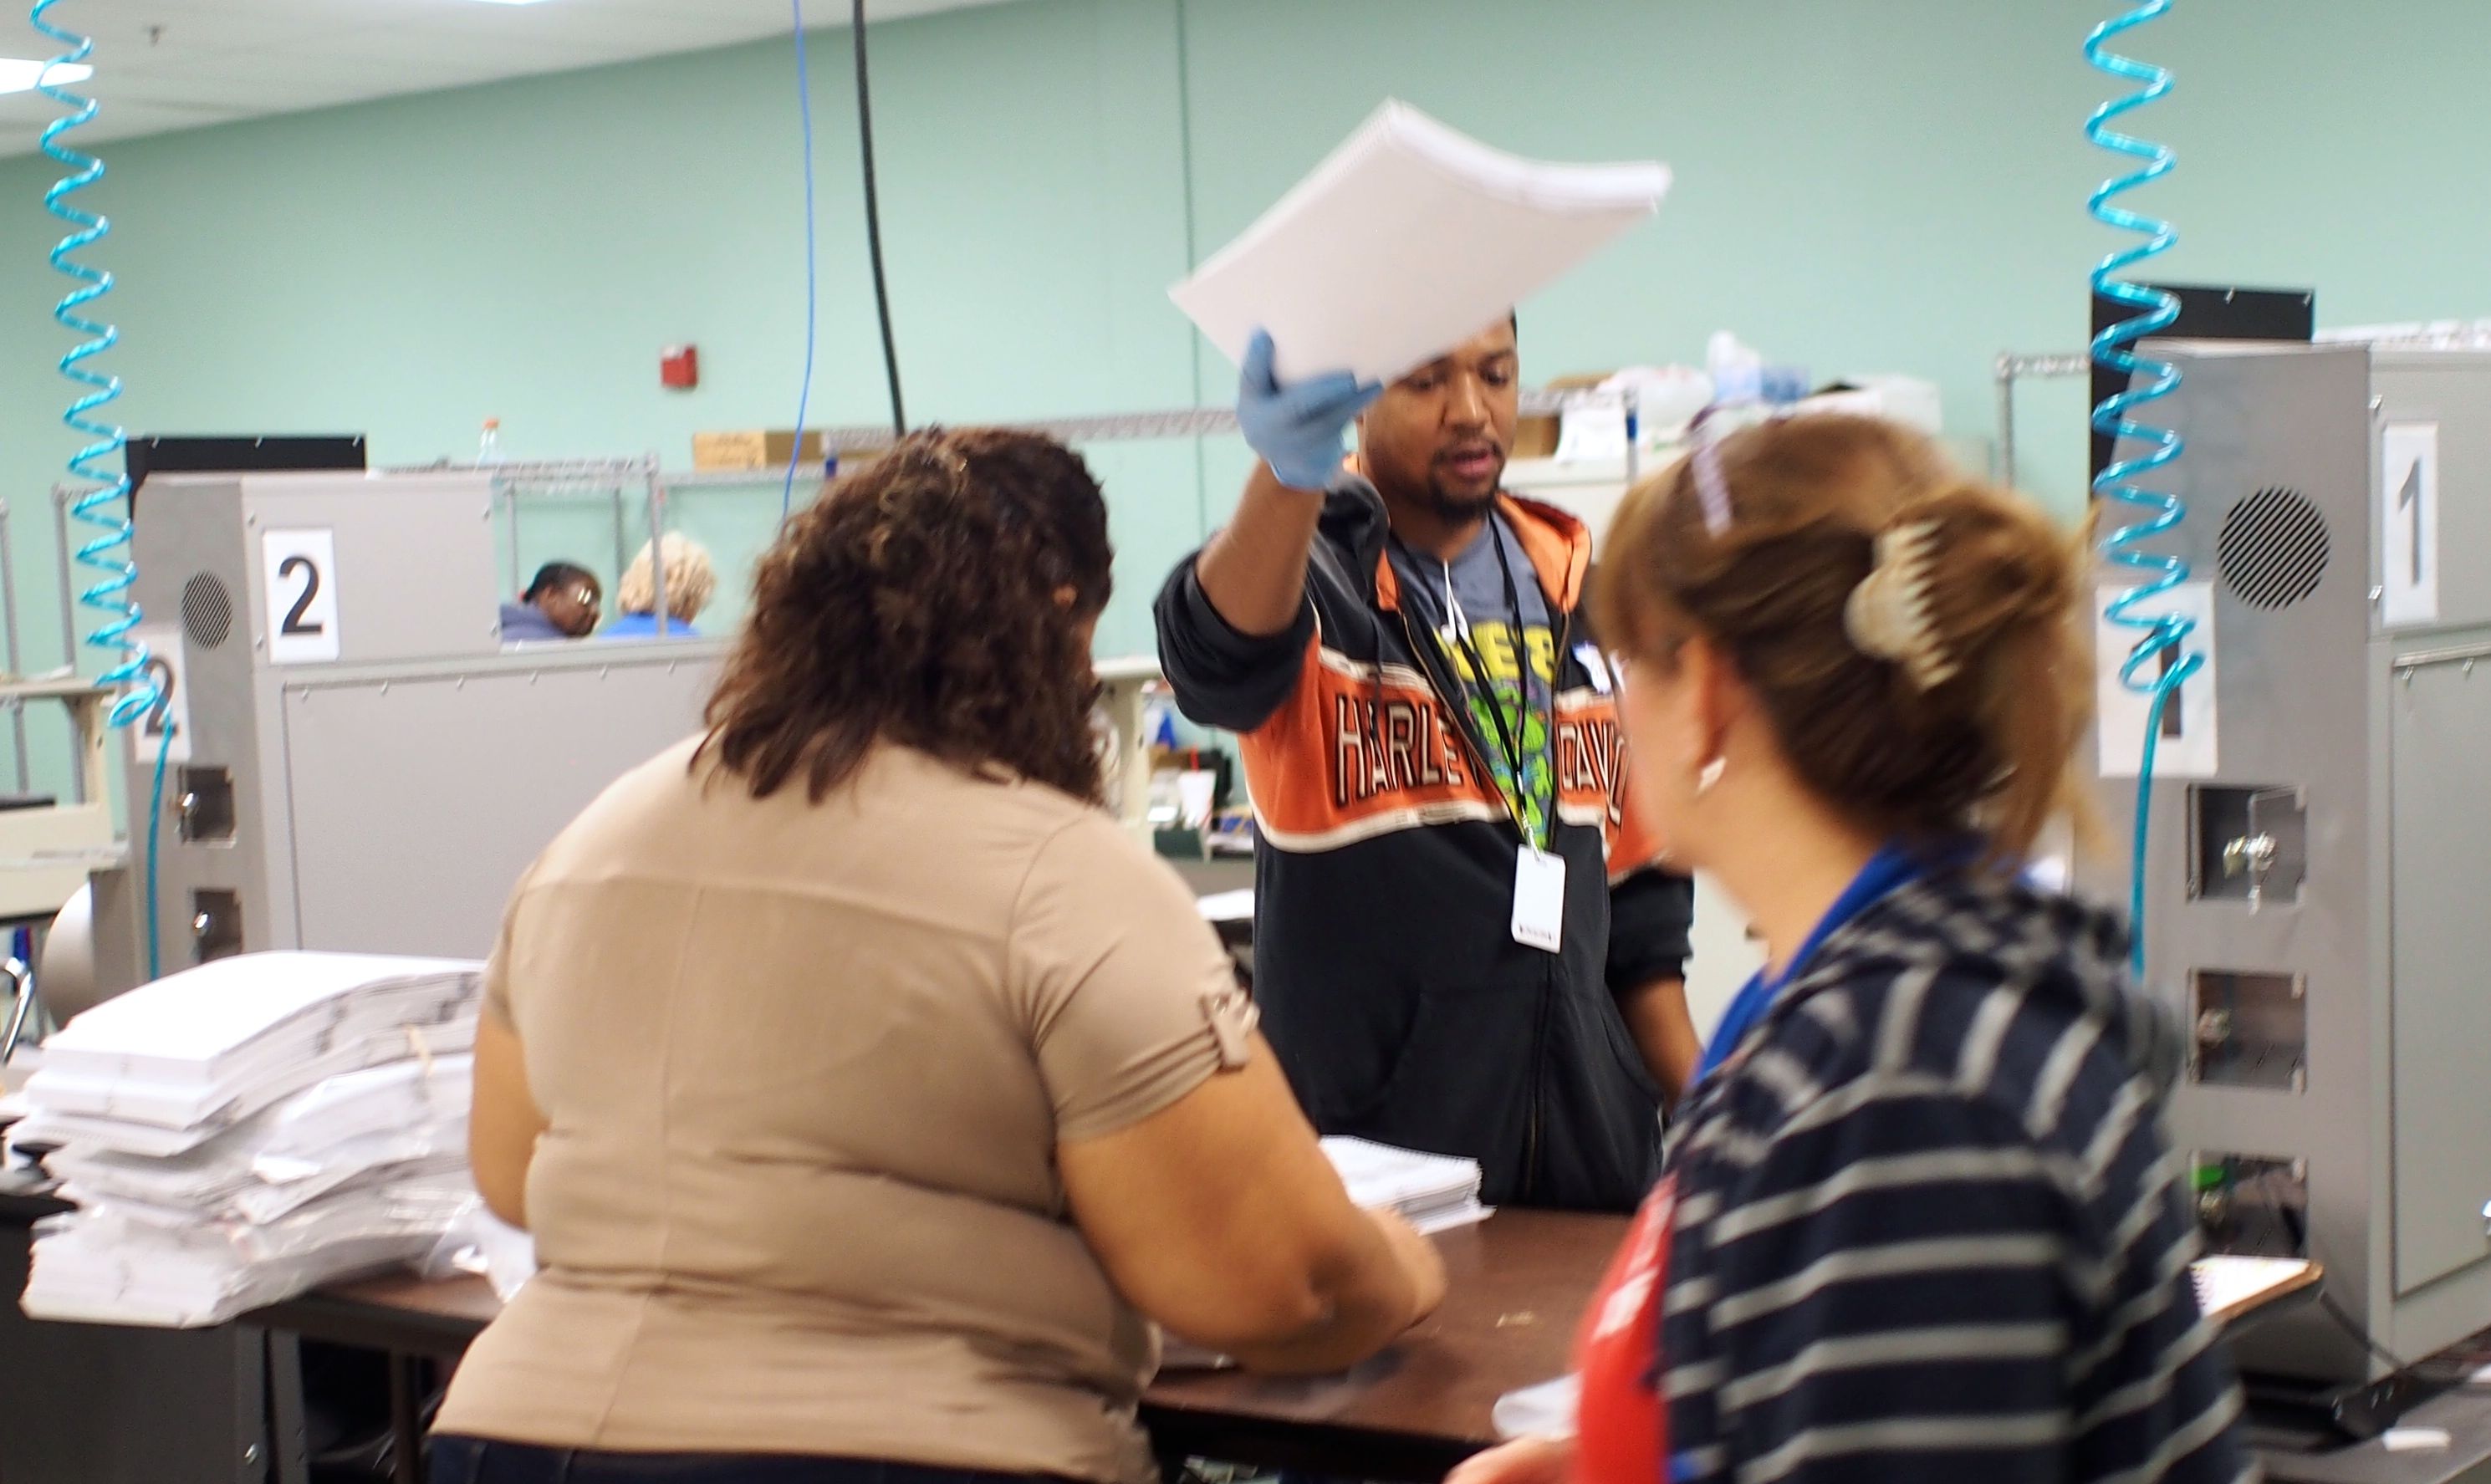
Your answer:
0;59;94;95
462;1;556;5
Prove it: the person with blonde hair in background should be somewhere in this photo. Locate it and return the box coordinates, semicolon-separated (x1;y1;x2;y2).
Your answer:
1452;415;2250;1484
606;532;718;638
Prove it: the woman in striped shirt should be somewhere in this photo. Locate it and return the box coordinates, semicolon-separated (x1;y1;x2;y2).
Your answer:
1455;415;2252;1484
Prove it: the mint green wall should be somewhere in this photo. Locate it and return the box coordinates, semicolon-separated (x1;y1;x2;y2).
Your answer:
0;0;1210;796
6;0;2491;803
1179;0;2491;521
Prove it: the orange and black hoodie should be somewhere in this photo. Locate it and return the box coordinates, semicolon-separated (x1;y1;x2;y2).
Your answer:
1155;476;1692;1213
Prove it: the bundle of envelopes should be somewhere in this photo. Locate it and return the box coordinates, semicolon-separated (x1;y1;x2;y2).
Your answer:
1320;1136;1490;1235
15;951;483;1328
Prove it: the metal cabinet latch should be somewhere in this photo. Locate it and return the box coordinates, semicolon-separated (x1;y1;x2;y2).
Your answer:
2223;833;2279;911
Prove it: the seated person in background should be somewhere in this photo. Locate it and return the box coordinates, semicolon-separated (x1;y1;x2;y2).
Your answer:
603;533;717;638
434;429;1445;1484
1453;416;2249;1484
497;561;600;642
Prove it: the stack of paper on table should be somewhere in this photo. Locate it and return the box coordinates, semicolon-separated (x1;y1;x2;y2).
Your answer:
1321;1136;1489;1234
16;952;483;1328
2190;1254;2322;1328
17;952;479;1146
1170;99;1670;387
45;1055;474;1225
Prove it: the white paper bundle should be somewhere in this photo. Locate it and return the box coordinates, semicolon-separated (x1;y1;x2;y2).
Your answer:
15;952;487;1328
22;1171;475;1328
19;952;478;1141
48;1055;472;1225
63;1150;471;1228
1321;1136;1489;1235
1170;100;1670;385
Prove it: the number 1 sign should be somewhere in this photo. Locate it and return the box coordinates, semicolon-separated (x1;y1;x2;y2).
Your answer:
2381;422;2440;629
262;529;342;664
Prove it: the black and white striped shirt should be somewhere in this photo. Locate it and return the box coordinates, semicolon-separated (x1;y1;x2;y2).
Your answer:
1659;872;2254;1484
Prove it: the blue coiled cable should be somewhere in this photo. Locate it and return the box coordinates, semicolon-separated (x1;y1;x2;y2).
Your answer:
2085;0;2197;972
34;1;167;978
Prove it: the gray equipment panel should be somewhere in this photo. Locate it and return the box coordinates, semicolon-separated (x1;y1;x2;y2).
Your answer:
0;1211;268;1484
2390;658;2491;1295
281;660;712;957
237;475;503;664
2375;353;2491;633
2080;341;2491;1383
105;469;722;981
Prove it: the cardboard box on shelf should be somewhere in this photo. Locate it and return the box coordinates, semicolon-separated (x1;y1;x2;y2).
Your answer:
691;429;830;472
1513;373;1613;459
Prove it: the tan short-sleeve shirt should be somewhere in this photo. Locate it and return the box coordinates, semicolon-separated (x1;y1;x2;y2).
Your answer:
436;739;1246;1481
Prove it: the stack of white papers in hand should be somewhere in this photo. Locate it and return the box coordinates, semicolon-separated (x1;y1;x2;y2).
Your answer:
1171;100;1671;386
1323;1135;1490;1234
16;952;484;1328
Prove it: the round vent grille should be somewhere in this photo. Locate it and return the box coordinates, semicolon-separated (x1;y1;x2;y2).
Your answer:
181;573;234;650
2217;487;2329;610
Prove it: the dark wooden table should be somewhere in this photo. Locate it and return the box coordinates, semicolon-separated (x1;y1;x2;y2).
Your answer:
251;1209;1626;1482
1144;1211;1617;1476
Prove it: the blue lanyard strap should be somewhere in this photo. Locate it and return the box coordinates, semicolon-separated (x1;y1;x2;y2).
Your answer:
1693;843;1929;1084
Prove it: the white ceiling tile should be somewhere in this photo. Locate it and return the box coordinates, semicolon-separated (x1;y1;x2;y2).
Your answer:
0;0;1032;158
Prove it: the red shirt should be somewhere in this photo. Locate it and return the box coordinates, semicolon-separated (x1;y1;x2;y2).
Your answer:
1572;1176;1673;1484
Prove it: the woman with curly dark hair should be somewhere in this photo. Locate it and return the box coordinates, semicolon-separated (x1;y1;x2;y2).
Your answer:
434;430;1444;1484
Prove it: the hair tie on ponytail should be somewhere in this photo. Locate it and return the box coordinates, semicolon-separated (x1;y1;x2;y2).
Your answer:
1844;520;1958;690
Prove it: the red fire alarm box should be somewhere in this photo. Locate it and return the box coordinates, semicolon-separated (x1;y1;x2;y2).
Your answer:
661;344;699;390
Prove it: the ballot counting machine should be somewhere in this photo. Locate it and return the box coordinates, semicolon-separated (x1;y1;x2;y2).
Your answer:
2078;341;2491;1388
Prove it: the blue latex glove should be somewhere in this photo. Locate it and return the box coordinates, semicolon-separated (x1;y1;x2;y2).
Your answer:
1236;329;1381;492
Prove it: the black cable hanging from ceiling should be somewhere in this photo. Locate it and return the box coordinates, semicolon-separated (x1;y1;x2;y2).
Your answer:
853;0;906;438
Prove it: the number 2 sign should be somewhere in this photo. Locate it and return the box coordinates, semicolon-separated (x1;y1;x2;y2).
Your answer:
262;529;342;663
122;624;191;764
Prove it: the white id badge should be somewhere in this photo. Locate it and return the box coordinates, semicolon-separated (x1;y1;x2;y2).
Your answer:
1512;847;1566;953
